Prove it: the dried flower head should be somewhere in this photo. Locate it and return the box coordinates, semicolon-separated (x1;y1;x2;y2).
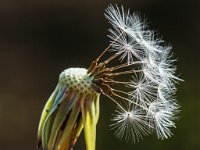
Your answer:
37;4;181;150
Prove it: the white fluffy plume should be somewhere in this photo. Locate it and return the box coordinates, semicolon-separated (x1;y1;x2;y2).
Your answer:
104;4;181;142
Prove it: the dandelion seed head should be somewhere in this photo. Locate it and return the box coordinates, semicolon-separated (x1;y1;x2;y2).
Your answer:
38;4;182;149
59;68;95;94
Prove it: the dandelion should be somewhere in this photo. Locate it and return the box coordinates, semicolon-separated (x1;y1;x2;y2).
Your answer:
37;4;181;150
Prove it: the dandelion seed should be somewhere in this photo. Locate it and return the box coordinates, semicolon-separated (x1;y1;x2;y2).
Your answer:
108;28;145;64
147;100;178;139
128;74;158;107
37;4;182;150
111;105;152;143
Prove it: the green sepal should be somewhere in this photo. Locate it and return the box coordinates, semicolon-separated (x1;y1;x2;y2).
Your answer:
55;96;83;150
69;116;83;149
41;86;68;149
48;89;77;149
94;94;100;124
37;84;59;148
42;105;59;150
81;95;96;150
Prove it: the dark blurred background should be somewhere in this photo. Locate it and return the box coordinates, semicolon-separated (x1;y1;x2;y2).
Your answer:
0;0;199;149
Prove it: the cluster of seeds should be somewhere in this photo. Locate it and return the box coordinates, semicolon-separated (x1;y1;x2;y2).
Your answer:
86;4;181;142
